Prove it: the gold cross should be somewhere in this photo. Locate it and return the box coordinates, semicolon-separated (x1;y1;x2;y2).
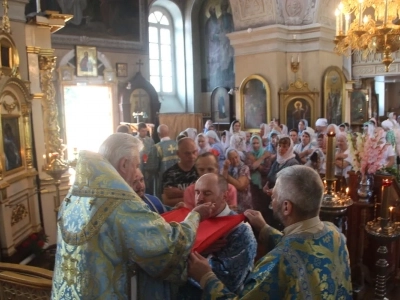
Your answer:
167;144;176;154
62;254;79;286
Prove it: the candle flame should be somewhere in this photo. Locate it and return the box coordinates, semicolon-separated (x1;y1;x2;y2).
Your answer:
346;187;349;194
43;154;46;159
389;206;394;212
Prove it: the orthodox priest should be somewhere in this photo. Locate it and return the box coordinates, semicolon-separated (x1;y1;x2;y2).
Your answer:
51;133;214;299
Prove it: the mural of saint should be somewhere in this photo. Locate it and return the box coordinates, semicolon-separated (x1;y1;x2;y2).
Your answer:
202;0;235;92
2;120;22;171
287;99;310;130
243;79;266;129
327;90;342;125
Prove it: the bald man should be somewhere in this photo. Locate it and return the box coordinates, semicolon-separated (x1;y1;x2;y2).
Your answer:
162;138;199;206
146;124;179;198
178;174;256;299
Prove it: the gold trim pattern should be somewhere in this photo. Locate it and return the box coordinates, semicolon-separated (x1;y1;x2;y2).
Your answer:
39;55;63;156
1;0;10;34
26;46;41;54
1;91;19;113
59;197;122;246
11;204;28;226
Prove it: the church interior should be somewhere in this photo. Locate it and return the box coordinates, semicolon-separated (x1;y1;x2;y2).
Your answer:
1;0;400;298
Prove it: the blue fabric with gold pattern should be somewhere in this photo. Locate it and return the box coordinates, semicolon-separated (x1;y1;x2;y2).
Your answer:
201;222;352;300
51;150;200;300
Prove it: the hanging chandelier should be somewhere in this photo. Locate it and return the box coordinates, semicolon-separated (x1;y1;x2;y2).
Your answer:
334;0;400;72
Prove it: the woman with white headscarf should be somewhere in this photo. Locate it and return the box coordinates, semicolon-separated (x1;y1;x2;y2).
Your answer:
293;129;316;164
225;134;246;161
195;133;212;155
264;136;299;191
388;112;399;128
260;123;270;146
206;130;225;169
279;124;288;135
229;120;246;140
222;149;252;212
185;128;198;140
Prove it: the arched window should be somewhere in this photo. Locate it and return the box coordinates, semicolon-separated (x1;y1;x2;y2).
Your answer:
149;9;174;94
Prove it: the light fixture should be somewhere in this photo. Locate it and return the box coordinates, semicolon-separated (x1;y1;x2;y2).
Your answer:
228;87;238;95
334;0;400;72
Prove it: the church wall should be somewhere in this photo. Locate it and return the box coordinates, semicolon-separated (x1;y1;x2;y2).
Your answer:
11;21;28;80
234;49;343;126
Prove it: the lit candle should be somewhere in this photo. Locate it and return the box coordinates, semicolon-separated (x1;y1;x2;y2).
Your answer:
358;0;363;27
335;9;340;35
363;15;368;24
346;187;349;195
339;2;344;34
389;206;394;222
381;178;392;220
384;0;388;26
345;14;350;34
43;154;47;165
325;131;336;181
297;55;300;63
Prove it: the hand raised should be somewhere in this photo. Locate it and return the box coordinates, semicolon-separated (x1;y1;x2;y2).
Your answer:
244;209;267;232
192;203;215;221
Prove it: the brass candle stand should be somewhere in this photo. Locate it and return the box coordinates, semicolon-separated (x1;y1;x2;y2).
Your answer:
365;178;400;300
42;153;69;214
290;61;299;74
320;131;353;228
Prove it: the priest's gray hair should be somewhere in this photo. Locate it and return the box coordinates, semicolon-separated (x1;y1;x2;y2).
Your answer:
275;165;323;218
98;133;143;169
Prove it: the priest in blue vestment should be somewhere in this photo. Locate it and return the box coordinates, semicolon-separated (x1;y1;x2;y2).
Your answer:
145;124;179;197
188;165;352;300
51;133;215;300
178;173;257;299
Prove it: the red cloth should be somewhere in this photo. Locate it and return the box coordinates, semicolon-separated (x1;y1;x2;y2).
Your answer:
161;208;245;253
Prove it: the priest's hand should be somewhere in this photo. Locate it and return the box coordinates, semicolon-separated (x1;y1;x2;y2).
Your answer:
192;203;215;221
201;238;228;256
244;210;267;232
188;252;212;283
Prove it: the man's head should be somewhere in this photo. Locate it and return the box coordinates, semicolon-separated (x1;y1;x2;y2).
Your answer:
157;124;169;138
272;165;323;226
195;173;228;217
289;129;299;144
116;124;130;134
132;168;145;198
138;122;148;138
98;133;143;187
195;152;219;176
177;138;198;167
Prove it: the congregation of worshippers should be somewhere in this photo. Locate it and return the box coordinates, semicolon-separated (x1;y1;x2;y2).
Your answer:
52;113;400;299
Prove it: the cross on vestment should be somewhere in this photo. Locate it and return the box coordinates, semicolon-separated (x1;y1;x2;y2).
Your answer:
167;144;176;154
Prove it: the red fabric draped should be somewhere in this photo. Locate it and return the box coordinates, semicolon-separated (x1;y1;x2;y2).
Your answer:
162;208;245;253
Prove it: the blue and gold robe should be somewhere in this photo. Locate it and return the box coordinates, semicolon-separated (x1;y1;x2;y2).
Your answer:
51;151;200;300
201;221;352;299
145;139;179;197
178;207;257;299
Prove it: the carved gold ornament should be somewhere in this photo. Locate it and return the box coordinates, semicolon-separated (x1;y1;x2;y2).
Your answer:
1;92;19;113
11;204;28;226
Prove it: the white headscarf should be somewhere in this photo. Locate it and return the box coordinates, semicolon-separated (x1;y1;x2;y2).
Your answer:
276;135;296;164
260;123;270;139
195;133;211;154
185;128;197;140
280;124;288;135
205;130;220;143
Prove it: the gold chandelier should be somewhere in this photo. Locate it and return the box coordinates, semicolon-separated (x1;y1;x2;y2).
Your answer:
334;0;400;72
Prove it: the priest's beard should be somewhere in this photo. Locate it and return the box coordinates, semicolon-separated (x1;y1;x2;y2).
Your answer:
273;201;284;224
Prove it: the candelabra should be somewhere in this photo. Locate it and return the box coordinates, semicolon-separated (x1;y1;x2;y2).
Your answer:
365;178;400;300
320;131;354;228
132;111;148;123
42;153;69;214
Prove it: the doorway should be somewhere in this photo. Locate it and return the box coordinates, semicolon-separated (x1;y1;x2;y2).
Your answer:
63;85;114;160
